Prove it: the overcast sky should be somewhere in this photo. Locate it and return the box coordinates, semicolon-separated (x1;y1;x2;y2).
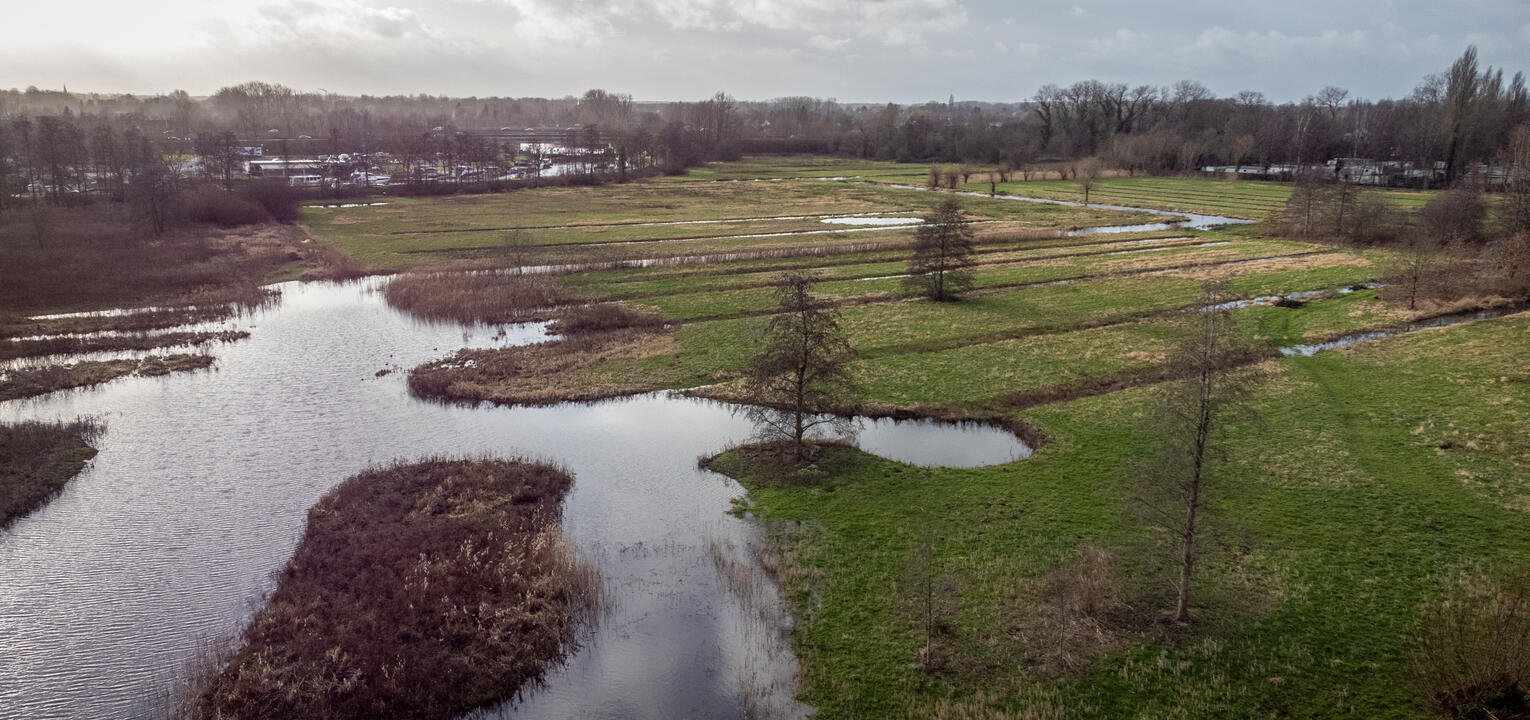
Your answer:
4;0;1528;104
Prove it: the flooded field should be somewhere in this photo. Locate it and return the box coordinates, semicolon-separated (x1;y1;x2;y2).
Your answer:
0;278;1027;719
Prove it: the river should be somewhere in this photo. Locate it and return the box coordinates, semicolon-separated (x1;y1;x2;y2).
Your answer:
0;277;1028;719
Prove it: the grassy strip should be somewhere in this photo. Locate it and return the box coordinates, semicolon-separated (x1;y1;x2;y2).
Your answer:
198;459;600;720
561;230;1189;289
704;312;1530;718
2;303;272;340
0;420;101;528
937;176;1443;222
0;331;249;361
0;355;214;401
409;331;681;406
408;264;1387;411
624;245;1334;322
303;179;1165;271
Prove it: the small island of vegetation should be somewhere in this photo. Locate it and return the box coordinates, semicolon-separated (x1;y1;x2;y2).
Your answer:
194;459;600;720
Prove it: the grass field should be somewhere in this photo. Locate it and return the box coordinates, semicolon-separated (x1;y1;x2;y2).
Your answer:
709;311;1530;719
305;156;1529;719
300;178;1170;271
960;176;1440;221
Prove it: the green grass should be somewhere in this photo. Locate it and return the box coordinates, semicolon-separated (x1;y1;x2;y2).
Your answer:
302;178;1165;270
960;176;1438;221
710;311;1530;718
350;157;1524;718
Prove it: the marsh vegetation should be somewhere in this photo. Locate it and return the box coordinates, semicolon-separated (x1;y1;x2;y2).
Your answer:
195;459;600;720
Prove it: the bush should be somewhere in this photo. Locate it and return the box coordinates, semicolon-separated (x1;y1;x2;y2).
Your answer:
1410;568;1530;718
183;185;270;228
240;179;302;223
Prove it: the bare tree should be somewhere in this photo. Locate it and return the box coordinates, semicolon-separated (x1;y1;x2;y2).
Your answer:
898;524;956;672
26;203;53;247
1501;124;1530;237
904;199;977;302
1487;231;1530;297
1077;157;1103;204
744;273;857;461
1138;284;1258;624
502;229;534;274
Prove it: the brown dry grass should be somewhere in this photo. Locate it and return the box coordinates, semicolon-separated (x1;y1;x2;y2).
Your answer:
1;419;101;528
1009;545;1142;676
1168;251;1370;281
0;355;214;401
409;331;675;405
198;458;601;720
0;205;299;318
0;330;248;361
382;271;583;324
4;305;269;339
546;304;669;334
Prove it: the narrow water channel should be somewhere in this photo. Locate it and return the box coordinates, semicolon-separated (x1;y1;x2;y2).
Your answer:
0;278;1027;719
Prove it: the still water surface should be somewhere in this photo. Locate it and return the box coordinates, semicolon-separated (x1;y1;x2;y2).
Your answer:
0;278;1027;719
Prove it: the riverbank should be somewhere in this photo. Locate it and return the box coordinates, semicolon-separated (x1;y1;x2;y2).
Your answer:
0;420;100;529
197;458;599;719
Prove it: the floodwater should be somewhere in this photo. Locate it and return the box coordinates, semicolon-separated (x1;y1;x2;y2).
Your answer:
874;182;1256;232
0;278;1028;719
819;216;921;227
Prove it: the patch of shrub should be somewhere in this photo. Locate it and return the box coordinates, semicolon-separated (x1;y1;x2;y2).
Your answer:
183;185;270;228
1411;568;1530;719
240;179;303;223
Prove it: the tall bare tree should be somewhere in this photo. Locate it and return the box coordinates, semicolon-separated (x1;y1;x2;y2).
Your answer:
1139;284;1258;624
744;273;857;460
904;199;977;302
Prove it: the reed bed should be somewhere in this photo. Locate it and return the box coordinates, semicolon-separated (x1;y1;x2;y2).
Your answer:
198;458;602;720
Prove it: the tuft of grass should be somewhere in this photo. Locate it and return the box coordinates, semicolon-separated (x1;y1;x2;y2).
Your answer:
198;458;602;720
0;420;101;528
547;304;669;335
409;330;679;406
382;271;581;324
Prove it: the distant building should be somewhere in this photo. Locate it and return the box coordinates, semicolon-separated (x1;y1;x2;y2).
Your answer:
248;159;326;178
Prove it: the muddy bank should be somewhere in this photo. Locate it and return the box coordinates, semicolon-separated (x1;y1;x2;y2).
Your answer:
0;355;214;402
197;459;599;720
1;420;100;529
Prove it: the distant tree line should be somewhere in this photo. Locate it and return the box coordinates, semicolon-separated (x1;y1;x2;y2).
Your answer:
2;45;1526;215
